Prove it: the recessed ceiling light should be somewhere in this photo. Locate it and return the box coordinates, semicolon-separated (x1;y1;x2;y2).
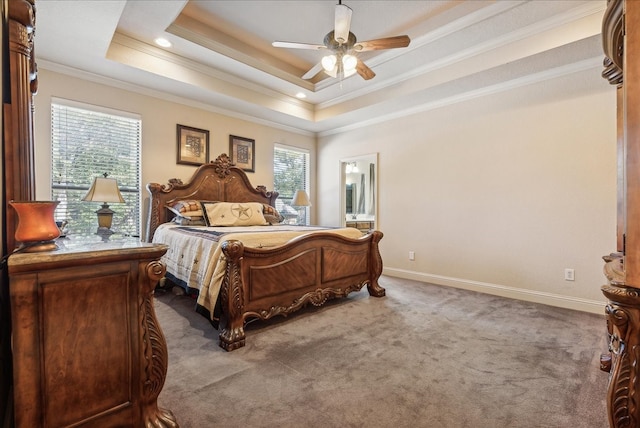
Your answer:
295;92;306;99
155;38;172;48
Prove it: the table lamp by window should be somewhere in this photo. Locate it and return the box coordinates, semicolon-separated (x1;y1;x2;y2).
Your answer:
82;173;125;236
291;190;311;225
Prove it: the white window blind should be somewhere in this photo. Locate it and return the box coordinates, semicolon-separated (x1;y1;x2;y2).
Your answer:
51;101;142;236
273;145;310;225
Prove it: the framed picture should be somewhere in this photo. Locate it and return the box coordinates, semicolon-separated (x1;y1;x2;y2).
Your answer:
177;124;209;166
229;135;255;172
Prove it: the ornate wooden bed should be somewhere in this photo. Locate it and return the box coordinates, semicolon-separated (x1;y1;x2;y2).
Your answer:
146;153;385;351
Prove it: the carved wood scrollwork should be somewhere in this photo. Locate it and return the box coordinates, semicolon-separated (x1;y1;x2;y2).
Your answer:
367;231;386;297
603;57;623;87
245;282;367;321
213;153;233;178
601;283;640;427
139;260;178;427
602;0;624;86
218;240;246;351
601;253;640;427
601;255;640;428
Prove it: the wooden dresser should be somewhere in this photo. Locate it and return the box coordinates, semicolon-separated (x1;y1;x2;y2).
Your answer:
8;236;178;427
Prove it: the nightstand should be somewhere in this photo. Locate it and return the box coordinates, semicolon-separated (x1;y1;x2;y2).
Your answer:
8;236;177;427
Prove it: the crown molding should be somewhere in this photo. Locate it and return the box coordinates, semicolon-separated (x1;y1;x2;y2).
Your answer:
319;56;604;137
37;59;316;138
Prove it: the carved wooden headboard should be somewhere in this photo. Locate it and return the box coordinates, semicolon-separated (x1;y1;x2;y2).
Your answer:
145;153;279;242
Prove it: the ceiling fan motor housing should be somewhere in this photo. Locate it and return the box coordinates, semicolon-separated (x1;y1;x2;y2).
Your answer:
324;31;357;52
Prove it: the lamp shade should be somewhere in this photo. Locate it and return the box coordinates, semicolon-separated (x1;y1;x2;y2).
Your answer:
82;177;125;203
291;190;311;207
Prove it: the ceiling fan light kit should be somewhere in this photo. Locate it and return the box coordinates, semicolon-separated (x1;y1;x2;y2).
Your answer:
322;54;337;71
342;54;357;71
319;50;359;79
272;1;410;82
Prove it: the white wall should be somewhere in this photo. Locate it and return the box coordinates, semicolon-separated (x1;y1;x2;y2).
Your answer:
318;67;617;313
32;69;316;238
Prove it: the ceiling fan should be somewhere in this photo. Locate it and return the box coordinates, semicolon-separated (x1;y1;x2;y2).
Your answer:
272;1;410;81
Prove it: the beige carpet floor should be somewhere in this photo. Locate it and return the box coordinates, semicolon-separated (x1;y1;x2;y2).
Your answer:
154;276;609;428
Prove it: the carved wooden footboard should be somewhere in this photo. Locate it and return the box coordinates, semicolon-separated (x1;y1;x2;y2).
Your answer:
219;230;384;351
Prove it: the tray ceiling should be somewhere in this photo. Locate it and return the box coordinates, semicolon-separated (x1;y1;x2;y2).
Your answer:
35;0;606;135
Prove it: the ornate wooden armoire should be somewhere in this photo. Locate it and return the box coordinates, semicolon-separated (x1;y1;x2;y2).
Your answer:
601;0;640;426
1;0;37;424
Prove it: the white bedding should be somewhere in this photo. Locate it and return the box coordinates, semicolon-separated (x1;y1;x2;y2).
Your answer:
152;223;364;319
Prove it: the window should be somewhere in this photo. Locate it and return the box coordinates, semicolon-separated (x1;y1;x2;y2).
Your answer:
51;100;141;236
273;145;310;225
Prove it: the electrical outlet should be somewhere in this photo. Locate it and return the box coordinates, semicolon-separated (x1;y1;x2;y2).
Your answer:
564;268;575;281
409;251;415;261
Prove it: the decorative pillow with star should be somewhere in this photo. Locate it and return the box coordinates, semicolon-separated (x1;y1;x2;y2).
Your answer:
201;201;268;227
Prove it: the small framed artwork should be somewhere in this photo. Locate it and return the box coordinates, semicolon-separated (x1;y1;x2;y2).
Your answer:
177;124;209;166
229;135;255;172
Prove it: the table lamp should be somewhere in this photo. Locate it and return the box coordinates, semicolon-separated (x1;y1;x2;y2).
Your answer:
291;190;311;225
82;173;125;236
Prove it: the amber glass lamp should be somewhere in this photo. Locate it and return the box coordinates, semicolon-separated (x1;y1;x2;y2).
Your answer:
9;200;61;252
82;174;125;236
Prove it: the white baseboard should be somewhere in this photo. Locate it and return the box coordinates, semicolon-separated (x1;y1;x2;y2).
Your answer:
382;267;607;315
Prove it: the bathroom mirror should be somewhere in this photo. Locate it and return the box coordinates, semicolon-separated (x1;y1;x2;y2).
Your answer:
340;153;378;231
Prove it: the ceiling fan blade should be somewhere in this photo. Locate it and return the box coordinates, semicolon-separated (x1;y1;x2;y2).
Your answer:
302;62;324;80
356;59;375;80
272;41;326;50
334;3;352;44
353;35;411;52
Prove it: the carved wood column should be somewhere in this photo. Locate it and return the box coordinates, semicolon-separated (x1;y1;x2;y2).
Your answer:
2;0;37;424
3;0;36;252
600;0;640;426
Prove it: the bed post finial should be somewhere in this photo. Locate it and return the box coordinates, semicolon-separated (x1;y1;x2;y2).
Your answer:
213;153;233;179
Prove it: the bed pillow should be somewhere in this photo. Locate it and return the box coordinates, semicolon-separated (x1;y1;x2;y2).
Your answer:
171;216;206;226
201;201;268;226
166;200;207;225
166;200;204;218
262;204;284;224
